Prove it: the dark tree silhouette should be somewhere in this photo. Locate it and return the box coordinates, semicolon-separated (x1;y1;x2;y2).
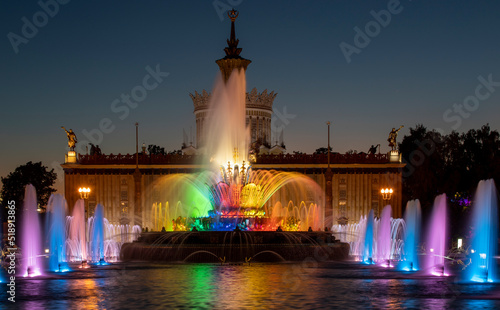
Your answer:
1;161;57;213
399;124;500;237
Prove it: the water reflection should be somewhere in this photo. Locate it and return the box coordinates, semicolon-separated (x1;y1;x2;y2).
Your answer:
4;262;500;309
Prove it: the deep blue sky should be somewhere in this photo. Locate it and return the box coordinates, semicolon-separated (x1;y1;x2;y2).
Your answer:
2;0;500;193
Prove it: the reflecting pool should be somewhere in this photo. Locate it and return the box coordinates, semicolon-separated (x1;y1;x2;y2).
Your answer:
3;262;500;309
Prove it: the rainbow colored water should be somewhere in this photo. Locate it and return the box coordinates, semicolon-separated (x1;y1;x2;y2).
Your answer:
149;69;324;232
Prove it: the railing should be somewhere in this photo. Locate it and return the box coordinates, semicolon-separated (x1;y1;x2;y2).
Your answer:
77;152;389;165
256;153;389;164
78;153;199;165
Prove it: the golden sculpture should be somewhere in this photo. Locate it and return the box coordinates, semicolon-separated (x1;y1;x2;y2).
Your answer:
61;126;77;151
388;125;404;151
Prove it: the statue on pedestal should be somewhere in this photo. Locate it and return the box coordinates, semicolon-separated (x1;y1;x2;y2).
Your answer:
387;125;404;151
61;126;77;151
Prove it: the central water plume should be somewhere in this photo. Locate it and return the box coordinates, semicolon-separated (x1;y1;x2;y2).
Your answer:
204;69;249;166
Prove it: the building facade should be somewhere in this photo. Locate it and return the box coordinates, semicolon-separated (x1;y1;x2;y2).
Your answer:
61;9;405;229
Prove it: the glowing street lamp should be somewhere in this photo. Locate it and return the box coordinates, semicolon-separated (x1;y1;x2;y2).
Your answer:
380;188;393;201
78;187;91;199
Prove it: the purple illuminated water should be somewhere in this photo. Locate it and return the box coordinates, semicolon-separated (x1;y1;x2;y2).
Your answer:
66;199;87;261
377;205;392;264
424;194;447;276
20;184;42;277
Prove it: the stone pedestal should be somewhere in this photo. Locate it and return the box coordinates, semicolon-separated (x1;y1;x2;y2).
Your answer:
65;151;77;163
389;150;401;163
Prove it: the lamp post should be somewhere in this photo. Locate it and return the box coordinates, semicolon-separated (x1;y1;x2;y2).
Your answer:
78;187;91;263
325;121;333;228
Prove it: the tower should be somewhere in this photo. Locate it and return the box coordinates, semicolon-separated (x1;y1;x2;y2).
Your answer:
215;9;252;83
189;10;279;152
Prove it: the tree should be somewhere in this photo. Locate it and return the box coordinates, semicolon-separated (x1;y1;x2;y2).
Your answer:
147;144;166;155
1;161;57;213
314;147;332;154
399;124;500;238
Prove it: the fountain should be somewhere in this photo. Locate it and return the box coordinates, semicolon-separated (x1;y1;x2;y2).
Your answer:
65;199;87;261
377;205;392;266
467;179;498;283
149;169;324;232
65;201;140;264
46;194;69;272
89;204;105;263
20;184;42;277
399;199;421;271
424;194;447;276
362;209;375;264
121;65;348;261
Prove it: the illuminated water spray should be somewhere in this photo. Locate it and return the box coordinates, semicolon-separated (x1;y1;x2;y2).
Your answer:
46;194;69;272
400;199;421;271
362;209;375;264
20;185;42;277
89;204;105;262
377;205;392;266
424;194;447;276
468;179;498;283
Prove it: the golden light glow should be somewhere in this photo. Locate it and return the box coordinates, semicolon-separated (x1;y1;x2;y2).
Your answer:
78;187;91;199
380;188;394;200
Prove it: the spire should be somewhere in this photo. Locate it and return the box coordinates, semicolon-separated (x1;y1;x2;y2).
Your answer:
216;9;251;82
224;9;242;58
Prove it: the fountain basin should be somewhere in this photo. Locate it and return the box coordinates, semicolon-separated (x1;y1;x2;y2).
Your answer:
121;231;349;263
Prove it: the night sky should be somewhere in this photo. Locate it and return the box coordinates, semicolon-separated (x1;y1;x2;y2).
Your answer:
1;0;500;193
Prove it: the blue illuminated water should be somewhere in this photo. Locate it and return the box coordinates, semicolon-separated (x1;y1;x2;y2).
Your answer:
363;209;374;264
89;204;105;262
2;262;499;309
468;179;498;283
400;200;421;271
46;194;69;273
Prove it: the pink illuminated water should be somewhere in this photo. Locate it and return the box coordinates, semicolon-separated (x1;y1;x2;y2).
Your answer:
424;194;447;276
20;185;42;277
66;199;87;261
377;205;392;264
